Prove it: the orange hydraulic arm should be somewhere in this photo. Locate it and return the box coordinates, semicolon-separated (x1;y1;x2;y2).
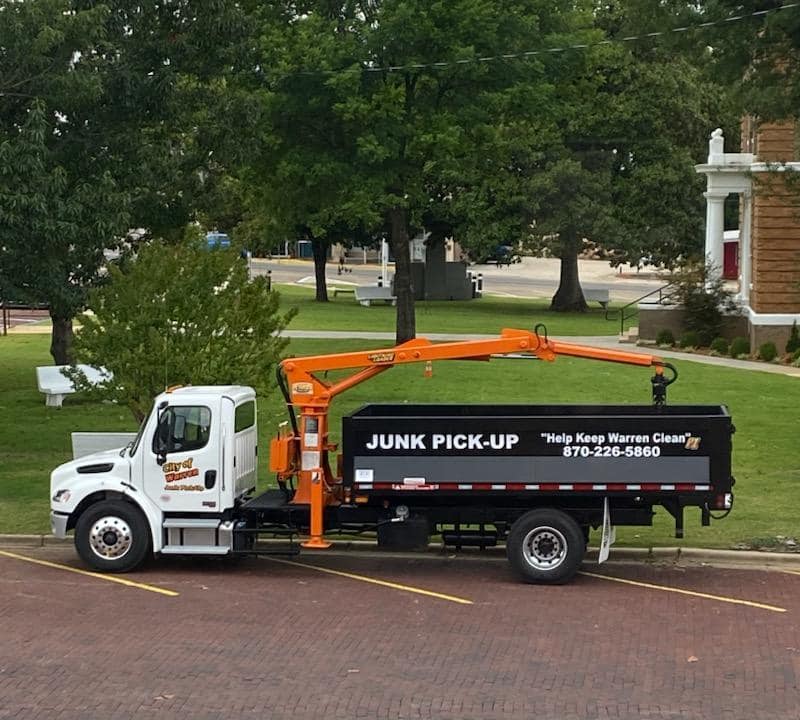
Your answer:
271;327;676;549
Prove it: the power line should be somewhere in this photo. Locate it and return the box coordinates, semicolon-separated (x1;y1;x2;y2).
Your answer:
288;2;800;77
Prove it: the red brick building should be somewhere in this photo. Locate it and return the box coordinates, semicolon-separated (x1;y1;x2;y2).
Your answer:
696;122;800;350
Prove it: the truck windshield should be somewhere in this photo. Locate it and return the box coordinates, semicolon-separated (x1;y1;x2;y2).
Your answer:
124;408;152;457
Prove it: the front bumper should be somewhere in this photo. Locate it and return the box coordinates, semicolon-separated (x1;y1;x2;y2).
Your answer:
50;511;70;539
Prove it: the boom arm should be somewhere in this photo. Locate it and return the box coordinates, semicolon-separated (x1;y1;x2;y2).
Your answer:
272;327;676;548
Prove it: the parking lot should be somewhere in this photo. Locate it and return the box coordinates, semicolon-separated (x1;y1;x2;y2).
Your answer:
1;547;799;720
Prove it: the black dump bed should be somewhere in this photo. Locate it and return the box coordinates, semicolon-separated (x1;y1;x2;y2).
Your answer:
342;404;733;496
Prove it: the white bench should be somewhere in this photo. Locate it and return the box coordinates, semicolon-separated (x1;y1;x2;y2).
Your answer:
71;432;137;459
354;286;397;307
36;364;111;408
583;288;610;309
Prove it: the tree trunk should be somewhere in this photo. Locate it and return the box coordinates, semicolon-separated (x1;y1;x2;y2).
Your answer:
311;237;329;302
388;206;415;343
50;315;74;365
423;232;447;301
550;232;588;312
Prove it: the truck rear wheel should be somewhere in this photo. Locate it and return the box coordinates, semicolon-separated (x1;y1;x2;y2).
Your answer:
75;500;150;573
506;509;585;584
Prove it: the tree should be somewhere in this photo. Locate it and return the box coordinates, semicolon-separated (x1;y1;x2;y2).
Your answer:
449;31;618;311
531;159;612;312
69;234;294;422
454;3;732;310
698;0;800;121
553;62;725;308
0;0;257;363
253;0;585;341
241;4;380;304
587;3;738;281
0;101;130;363
0;2;130;362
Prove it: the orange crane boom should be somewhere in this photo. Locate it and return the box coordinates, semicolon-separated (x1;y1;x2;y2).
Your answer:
271;327;676;548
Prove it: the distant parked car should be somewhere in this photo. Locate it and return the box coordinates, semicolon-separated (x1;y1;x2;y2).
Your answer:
475;245;521;266
206;232;231;250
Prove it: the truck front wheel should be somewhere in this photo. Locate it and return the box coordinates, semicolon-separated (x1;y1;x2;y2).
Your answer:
75;500;150;573
506;509;585;584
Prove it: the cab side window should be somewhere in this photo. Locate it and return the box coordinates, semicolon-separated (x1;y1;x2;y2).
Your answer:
235;400;256;433
153;406;211;454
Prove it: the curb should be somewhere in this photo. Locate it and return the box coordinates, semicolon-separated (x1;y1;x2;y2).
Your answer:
3;534;800;569
0;534;71;547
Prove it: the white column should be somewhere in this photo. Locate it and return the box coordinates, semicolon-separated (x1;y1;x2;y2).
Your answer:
739;190;752;306
703;191;727;281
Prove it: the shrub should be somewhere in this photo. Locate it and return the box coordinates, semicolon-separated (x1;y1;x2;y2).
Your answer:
787;321;800;355
679;330;700;349
710;337;729;355
729;336;750;358
70;233;295;421
671;261;739;346
656;329;675;346
759;341;778;362
794;348;800;361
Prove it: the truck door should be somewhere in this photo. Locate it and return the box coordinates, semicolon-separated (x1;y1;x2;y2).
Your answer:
143;399;223;513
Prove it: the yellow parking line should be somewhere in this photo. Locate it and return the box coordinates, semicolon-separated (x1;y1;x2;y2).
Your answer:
268;557;473;605
0;550;179;597
580;571;785;613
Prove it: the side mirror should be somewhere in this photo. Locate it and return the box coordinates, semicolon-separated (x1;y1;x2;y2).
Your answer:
154;407;172;465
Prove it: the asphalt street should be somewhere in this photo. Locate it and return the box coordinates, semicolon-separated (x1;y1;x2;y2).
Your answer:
251;256;666;303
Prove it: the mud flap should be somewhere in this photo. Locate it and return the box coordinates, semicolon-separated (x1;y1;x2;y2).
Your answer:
598;497;616;564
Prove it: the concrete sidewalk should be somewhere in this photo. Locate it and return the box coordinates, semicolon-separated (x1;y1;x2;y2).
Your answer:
8;316;798;377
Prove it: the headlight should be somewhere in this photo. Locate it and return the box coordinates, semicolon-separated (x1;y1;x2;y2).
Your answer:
53;489;71;503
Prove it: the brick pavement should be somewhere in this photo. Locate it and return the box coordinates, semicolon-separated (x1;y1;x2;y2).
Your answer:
1;549;798;720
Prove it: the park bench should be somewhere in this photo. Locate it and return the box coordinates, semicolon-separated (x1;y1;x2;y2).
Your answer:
71;432;138;459
332;287;356;298
354;286;396;307
583;287;610;309
36;364;111;408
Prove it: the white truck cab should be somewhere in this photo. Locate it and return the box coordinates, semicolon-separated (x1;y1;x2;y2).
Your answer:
50;385;257;571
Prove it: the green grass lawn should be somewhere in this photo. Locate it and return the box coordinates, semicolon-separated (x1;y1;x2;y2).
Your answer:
2;334;797;550
33;284;626;337
277;284;623;336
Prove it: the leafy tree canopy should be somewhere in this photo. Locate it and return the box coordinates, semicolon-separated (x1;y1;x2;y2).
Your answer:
70;233;295;422
0;99;130;361
249;0;590;338
701;0;800;120
454;3;734;310
0;0;258;363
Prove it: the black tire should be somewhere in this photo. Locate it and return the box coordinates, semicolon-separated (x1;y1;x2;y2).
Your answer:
75;500;151;573
506;509;585;584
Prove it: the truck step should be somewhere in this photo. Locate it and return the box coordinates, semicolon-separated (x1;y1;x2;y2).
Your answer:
160;545;230;555
162;518;221;529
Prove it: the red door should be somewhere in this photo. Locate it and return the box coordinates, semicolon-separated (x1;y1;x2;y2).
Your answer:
723;241;738;280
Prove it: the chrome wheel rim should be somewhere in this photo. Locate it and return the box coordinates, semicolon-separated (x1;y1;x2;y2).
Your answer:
89;516;132;560
521;526;567;571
